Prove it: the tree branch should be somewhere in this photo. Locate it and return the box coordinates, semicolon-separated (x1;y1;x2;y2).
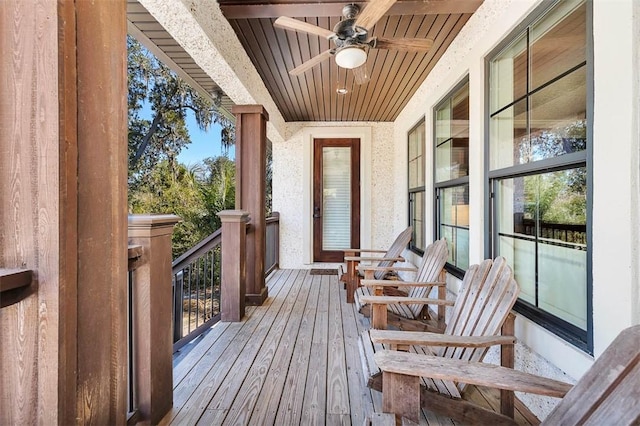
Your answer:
130;111;163;168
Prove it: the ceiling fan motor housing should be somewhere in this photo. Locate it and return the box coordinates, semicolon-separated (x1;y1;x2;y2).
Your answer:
333;18;368;47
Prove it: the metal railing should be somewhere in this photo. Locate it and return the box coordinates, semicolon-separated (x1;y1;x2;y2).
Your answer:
171;229;223;351
170;212;281;351
265;212;280;276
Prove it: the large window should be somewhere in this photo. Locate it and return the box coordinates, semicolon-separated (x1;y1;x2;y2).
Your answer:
435;80;469;276
408;120;425;254
488;0;590;351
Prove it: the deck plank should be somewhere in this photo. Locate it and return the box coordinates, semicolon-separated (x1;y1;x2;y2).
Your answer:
221;270;310;424
300;274;329;424
340;278;376;425
164;269;539;426
273;273;321;425
327;274;350;416
204;270;306;418
247;270;314;424
167;269;296;424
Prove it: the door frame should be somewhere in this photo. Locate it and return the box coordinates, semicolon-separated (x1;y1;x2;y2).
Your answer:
313;138;361;262
302;126;372;264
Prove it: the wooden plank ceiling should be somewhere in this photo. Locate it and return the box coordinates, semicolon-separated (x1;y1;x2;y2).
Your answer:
219;0;482;122
127;0;483;123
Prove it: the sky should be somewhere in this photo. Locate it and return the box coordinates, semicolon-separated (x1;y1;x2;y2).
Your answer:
139;102;234;166
177;110;235;165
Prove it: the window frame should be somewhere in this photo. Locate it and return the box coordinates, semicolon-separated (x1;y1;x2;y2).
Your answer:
408;118;426;255
434;77;470;279
484;0;593;353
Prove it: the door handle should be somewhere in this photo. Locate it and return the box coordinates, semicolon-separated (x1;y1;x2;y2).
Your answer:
313;206;321;219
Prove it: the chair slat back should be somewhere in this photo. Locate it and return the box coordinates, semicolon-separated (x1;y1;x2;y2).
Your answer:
374;226;413;280
438;257;519;366
543;325;640;425
406;239;448;317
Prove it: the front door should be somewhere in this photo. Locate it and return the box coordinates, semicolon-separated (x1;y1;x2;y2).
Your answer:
313;138;360;262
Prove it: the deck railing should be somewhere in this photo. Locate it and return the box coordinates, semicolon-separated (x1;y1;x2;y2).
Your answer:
265;212;280;276
125;211;280;421
171;229;223;351
171;211;281;351
126;244;144;424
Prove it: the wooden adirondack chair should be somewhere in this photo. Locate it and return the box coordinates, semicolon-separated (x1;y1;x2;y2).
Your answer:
355;239;450;331
375;324;640;425
359;257;522;424
340;226;412;303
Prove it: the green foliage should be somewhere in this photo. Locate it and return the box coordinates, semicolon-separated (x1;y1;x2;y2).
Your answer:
130;157;236;258
523;170;586;226
127;35;234;190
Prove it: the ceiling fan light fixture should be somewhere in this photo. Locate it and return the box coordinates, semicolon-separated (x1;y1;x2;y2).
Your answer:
334;46;367;69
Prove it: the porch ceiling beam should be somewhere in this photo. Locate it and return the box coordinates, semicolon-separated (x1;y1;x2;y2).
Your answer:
219;0;483;19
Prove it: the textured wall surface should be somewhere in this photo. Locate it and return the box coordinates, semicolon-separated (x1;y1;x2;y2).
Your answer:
273;122;394;268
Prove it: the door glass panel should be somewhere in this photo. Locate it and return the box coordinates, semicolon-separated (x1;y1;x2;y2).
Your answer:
322;147;351;250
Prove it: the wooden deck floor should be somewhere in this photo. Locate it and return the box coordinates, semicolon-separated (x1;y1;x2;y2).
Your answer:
161;269;539;425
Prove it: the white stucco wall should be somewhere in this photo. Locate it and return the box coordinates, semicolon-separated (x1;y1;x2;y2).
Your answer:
392;0;640;420
274;122;396;268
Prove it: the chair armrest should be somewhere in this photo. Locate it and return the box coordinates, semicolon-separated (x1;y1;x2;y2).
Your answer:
358;265;418;273
343;248;388;254
359;295;455;306
369;329;515;348
374;350;572;398
361;279;445;288
344;256;404;262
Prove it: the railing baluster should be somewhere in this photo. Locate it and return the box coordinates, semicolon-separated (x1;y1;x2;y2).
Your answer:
170;213;279;351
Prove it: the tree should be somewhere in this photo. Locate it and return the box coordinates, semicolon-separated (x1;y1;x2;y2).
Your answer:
127;36;234;189
129;160;209;258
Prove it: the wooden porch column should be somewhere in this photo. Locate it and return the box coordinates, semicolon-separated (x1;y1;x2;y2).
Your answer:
128;214;181;424
218;210;250;321
232;105;269;305
1;0;128;424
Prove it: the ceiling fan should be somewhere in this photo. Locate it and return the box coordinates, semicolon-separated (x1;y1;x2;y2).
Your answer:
274;0;434;85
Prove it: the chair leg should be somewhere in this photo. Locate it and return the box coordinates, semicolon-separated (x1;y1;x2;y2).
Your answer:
500;312;516;418
345;257;357;303
382;371;421;424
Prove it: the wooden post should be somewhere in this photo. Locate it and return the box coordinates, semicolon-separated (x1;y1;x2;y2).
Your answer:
437;270;447;325
1;0;127;424
217;210;250;321
500;312;516;418
233;105;269;305
128;214;181;425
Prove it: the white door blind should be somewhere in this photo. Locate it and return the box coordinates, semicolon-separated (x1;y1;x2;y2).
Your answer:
322;147;351;250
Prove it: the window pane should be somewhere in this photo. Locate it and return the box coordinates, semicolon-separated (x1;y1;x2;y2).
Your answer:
411;191;425;251
529;68;586;161
495;168;587;330
530;1;586;91
322;147;351;250
435;82;469;182
439;185;469;270
408;122;425;189
435;101;451;144
489;99;527;170
490;33;527;113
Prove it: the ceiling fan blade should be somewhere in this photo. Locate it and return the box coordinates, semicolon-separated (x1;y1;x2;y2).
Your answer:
290;49;334;76
352;64;370;85
354;0;397;31
274;16;335;40
372;37;434;51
